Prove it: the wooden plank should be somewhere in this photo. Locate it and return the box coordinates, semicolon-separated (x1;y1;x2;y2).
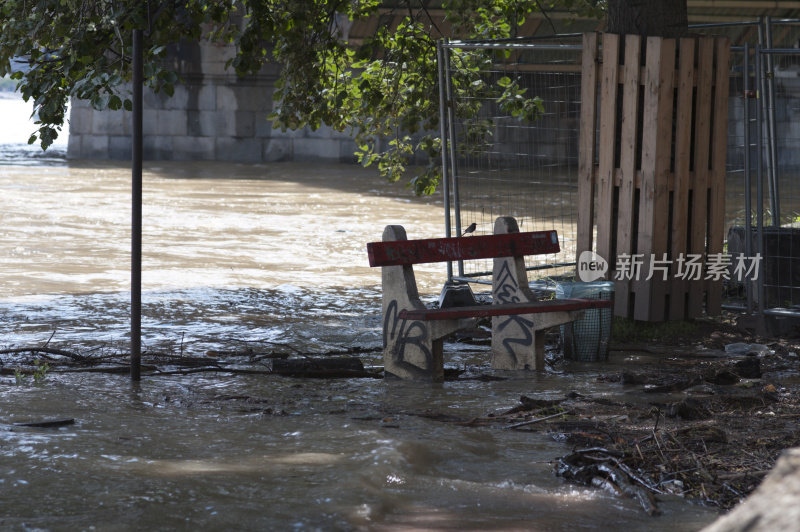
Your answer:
596;33;621;276
613;168;643;190
614;34;642;318
399;298;612;321
706;37;731;315
576;32;600;270
649;37;676;322
669;38;697;320
634;37;662;321
687;37;715;318
366;230;559;267
635;37;675;321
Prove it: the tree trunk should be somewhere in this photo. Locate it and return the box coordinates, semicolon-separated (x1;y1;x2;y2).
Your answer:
606;0;688;38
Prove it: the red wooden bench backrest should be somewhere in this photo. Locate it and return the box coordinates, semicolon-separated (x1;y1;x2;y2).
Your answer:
367;230;560;267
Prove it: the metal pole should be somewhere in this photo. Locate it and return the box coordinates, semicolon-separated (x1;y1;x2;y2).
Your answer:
756;19;776;228
444;42;582;51
764;16;781;225
743;43;754;314
689;20;763;30
755;46;766;316
442;45;463;277
131;28;143;381
437;40;453;281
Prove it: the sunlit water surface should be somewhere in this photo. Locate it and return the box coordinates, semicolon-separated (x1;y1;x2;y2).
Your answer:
0;95;719;530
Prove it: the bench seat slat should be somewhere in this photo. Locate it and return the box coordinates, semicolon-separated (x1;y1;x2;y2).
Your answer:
398;298;611;321
367;230;559;267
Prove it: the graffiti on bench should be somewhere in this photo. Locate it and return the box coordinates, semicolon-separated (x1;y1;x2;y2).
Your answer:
492;261;534;365
382;299;433;379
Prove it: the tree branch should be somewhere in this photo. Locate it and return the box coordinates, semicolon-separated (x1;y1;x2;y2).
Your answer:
534;0;558;35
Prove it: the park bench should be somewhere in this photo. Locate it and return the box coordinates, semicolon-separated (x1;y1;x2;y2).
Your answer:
366;216;612;381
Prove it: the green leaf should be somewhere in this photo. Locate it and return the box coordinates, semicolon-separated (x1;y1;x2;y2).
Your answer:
108;94;122;110
90;92;110;110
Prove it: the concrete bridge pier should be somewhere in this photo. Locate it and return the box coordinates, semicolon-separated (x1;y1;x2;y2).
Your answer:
67;39;357;164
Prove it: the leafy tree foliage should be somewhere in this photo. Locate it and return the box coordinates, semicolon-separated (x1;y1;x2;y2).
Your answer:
0;1;229;148
0;0;603;194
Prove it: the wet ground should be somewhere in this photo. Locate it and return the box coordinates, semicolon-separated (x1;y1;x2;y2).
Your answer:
4;316;798;531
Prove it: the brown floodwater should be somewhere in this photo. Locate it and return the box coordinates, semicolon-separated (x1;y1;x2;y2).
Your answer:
0;126;721;528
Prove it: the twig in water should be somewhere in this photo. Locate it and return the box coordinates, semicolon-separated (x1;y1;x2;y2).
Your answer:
650;406;662;432
154;367;274;376
226;337;304;355
42;329;57;349
636;443;645;461
0;347;87;361
715;470;770;481
504;411;570;430
652;431;667;463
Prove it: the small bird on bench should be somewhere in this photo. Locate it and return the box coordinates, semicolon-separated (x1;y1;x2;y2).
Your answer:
461;222;477;236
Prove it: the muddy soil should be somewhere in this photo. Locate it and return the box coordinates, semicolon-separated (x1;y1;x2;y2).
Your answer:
471;316;800;512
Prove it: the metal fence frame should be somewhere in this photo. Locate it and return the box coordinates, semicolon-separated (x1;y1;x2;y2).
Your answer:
719;18;800;320
438;35;585;285
751;35;800;319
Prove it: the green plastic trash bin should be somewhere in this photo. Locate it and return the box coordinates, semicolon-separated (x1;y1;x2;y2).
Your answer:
555;281;614;361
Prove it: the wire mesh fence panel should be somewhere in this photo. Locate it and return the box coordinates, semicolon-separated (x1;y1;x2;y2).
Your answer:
724;47;752;229
722;44;756;310
723;20;800;314
442;38;584;284
758;23;800;310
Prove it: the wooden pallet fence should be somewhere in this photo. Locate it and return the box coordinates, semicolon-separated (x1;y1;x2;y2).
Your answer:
577;32;730;321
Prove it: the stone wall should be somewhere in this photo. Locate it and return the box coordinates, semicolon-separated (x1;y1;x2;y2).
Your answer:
67;39;357;163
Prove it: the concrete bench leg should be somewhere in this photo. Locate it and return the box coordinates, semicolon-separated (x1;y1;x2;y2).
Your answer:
380;225;469;381
490;216;581;371
382;302;443;380
491;310;582;370
383;310;465;381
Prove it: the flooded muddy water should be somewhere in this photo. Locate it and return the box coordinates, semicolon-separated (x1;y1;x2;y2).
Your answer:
0;97;719;530
0;159;446;354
